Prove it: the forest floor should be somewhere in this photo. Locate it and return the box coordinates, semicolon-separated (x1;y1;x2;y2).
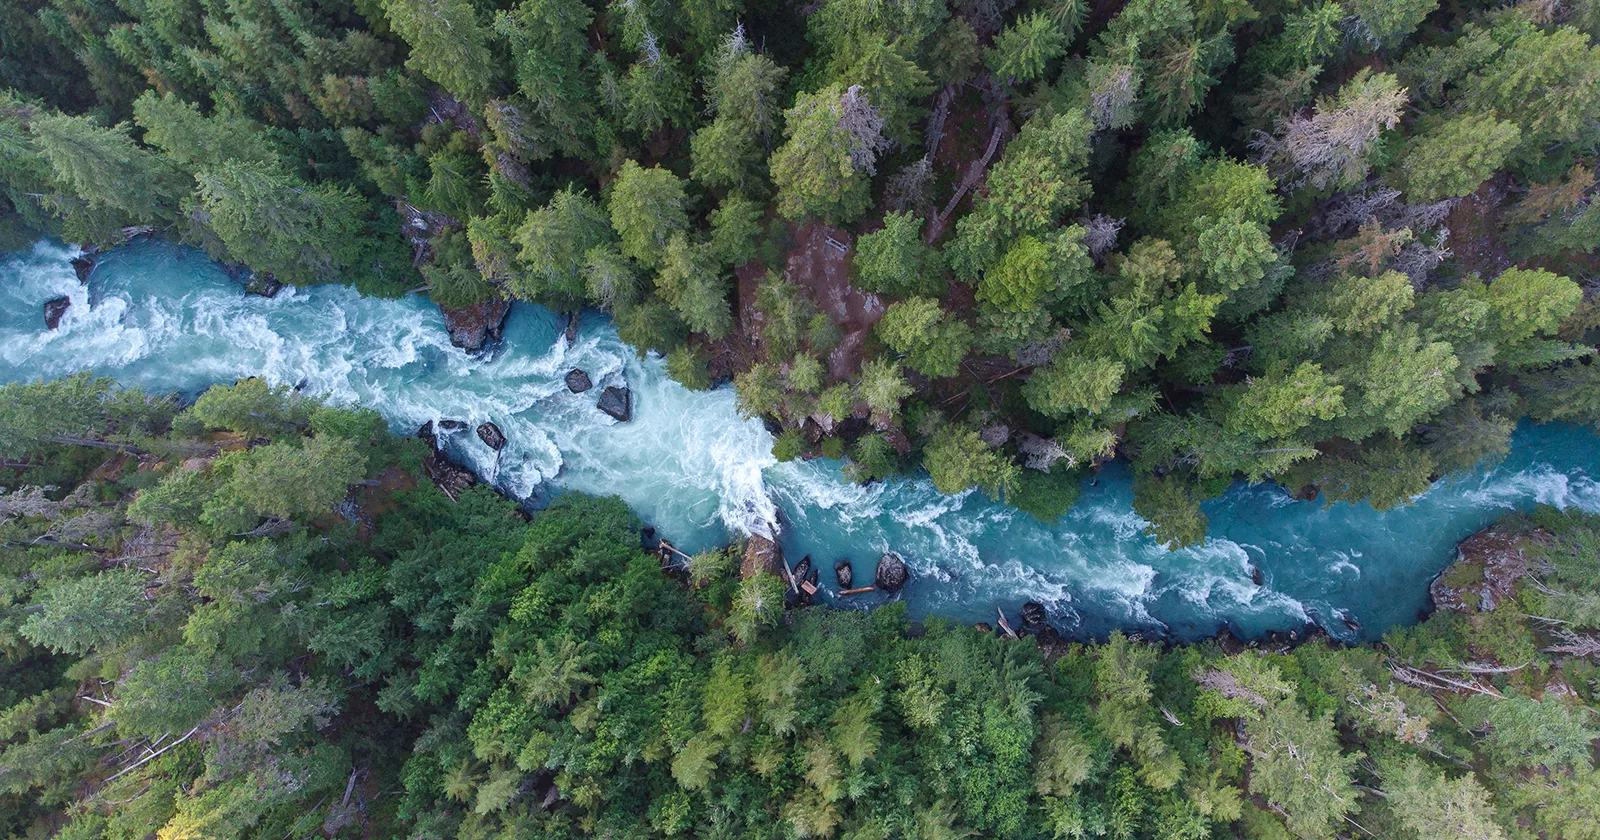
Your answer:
783;220;885;380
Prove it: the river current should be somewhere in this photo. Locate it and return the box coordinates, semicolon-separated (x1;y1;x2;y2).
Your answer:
4;240;1599;640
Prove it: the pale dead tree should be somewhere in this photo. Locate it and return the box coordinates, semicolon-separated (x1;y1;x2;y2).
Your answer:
0;484;99;524
923;85;956;153
979;424;1011;447
1546;630;1600;657
1194;667;1271;708
48;509;119;543
885;156;935;216
640;29;661;65
1018;433;1069;471
720;21;750;62
1080;214;1124;263
1251;70;1407;192
1340;14;1381;51
1014;327;1070;367
1311;187;1403;238
1393;232;1452;289
839;85;891;174
1088;62;1140;132
1396;197;1457;233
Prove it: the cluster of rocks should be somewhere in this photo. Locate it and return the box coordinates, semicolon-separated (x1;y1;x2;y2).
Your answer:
41;249;99;330
415;421;479;501
564;367;631;422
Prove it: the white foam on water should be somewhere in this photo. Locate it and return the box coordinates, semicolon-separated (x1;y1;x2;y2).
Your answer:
1461;463;1600;511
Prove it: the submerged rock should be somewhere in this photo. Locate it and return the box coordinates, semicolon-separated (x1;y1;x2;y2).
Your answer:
564;310;580;343
441;297;511;354
565;368;593;393
1430;525;1539;613
1020;601;1047;631
435;419;468;433
834;558;853;589
875;552;909;593
43;296;71;330
1250;565;1264;586
477;421;505;451
244;272;282;298
597;386;631;422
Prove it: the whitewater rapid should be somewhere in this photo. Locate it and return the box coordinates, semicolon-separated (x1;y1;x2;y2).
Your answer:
5;240;1599;640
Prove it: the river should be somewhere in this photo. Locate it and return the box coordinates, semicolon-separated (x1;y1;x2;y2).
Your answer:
4;240;1598;640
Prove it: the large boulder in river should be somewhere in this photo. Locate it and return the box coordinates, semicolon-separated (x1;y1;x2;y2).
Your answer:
565;369;593;393
1020;601;1047;632
597;386;631;421
441;297;511;354
834;558;854;589
43;296;71;330
70;253;96;283
477;421;506;451
1430;525;1539;613
875;552;909;593
740;533;784;578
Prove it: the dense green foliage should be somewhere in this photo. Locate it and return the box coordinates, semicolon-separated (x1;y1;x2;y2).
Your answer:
6;377;1600;839
3;0;1600;538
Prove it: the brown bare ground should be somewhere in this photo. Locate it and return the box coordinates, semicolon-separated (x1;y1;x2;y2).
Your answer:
1442;174;1513;279
783;220;886;380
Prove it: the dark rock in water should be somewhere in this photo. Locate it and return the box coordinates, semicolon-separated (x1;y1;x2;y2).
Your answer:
1250;565;1264;586
441;297;512;354
564;310;580;343
477;421;506;450
565;368;593;393
875;552;909;593
974;622;993;633
641;526;657;548
597;386;631;422
792;555;813;586
761;416;784;437
1215;626;1247;655
1035;624;1062;646
244;272;282;298
1017;602;1062;645
1340;612;1361;633
436;419;468;433
834;558;853;589
70;253;96;283
43;296;71;330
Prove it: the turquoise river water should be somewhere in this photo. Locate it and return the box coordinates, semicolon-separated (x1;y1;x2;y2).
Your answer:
4;240;1599;640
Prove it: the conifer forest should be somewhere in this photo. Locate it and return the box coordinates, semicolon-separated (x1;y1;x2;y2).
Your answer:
4;0;1600;835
